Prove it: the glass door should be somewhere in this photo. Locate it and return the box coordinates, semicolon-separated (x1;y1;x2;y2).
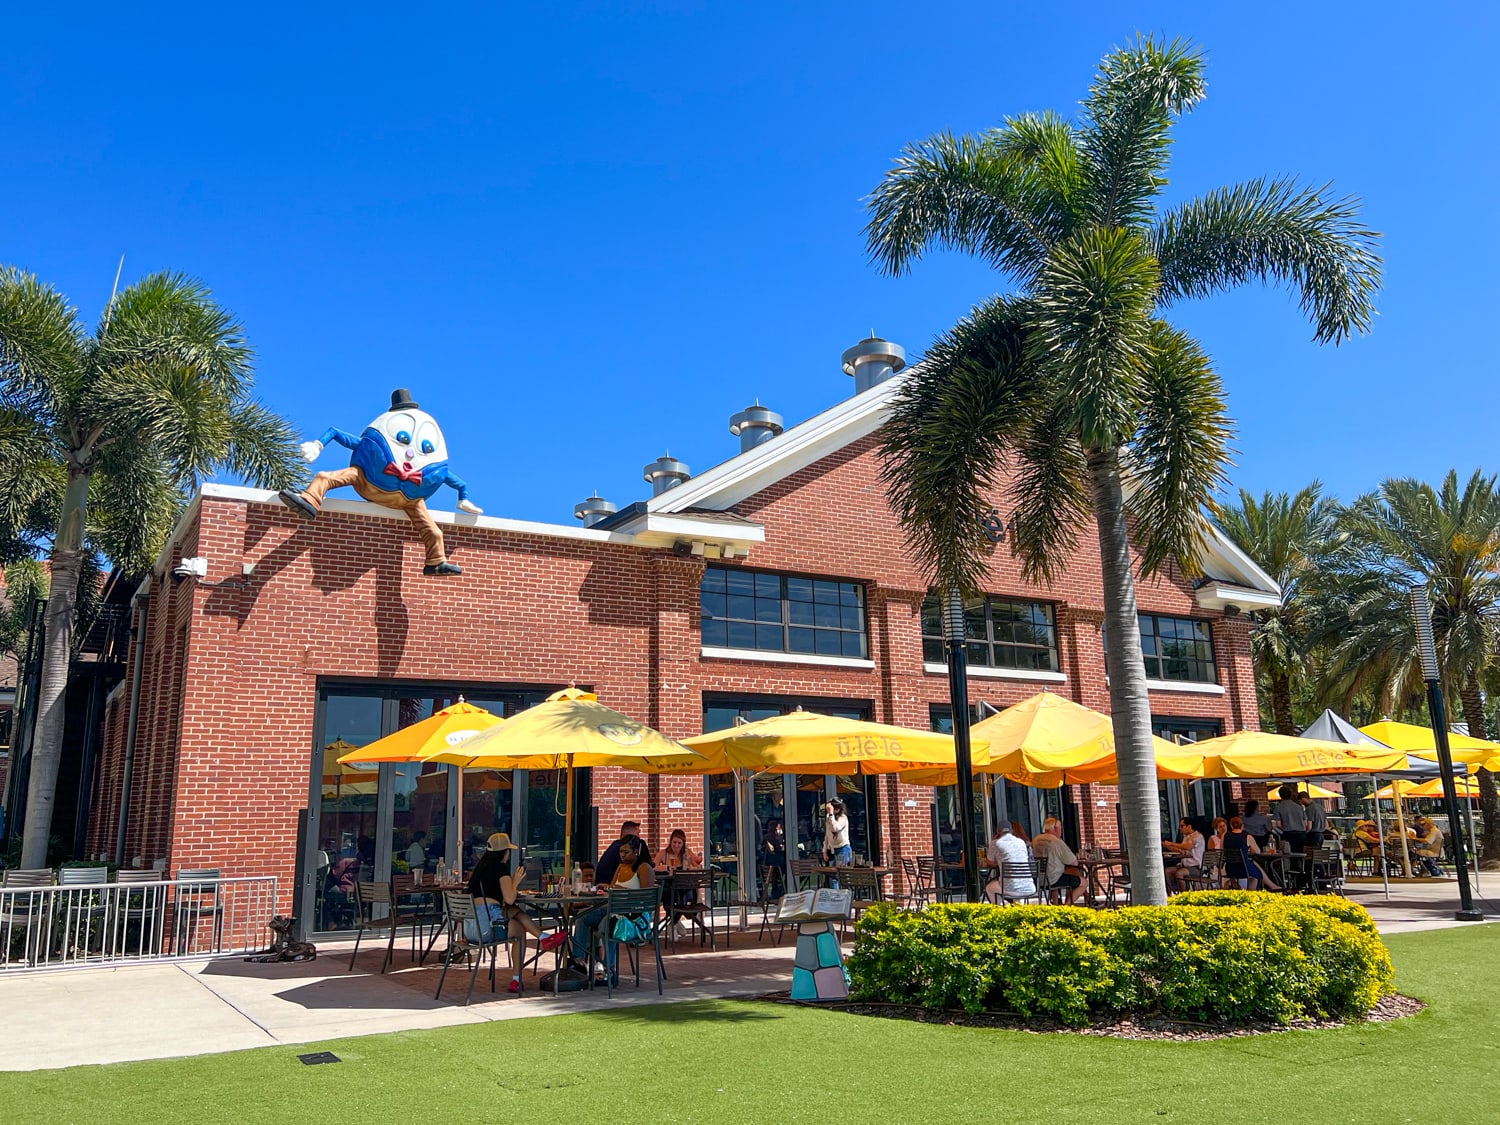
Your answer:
313;695;382;931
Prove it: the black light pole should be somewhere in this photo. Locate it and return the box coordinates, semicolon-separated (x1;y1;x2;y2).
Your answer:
944;587;981;904
1409;584;1485;922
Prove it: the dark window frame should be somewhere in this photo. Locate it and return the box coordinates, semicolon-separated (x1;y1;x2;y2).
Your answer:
920;592;1059;672
1138;613;1217;684
700;565;869;659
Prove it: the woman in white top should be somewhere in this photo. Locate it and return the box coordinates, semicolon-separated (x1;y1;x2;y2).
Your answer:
823;799;852;889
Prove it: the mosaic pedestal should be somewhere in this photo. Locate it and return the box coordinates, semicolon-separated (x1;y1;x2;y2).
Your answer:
789;921;848;1001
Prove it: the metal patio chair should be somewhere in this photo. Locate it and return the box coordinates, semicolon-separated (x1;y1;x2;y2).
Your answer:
172;868;225;954
597;886;664;998
57;866;110;957
112;868;168;956
432;891;504;1005
1;869;55;965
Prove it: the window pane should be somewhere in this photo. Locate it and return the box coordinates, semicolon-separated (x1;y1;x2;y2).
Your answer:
788;627;817;653
840;584;862;607
814;630;841;655
966;641;988;665
756;598;783;624
701;592;727;619
923;638;945;664
842;631;865;658
726;569;756;595
701;619;727;647
702;568;726;593
813;580;841;604
727;595;755;621
788;600;815;626
728;620;756;648
756;624;784;650
786;577;814;603
840;606;862;632
921;595;942;639
814;601;840;628
755;572;781;599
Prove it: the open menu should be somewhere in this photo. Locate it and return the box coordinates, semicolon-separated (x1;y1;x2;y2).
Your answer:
776;888;852;922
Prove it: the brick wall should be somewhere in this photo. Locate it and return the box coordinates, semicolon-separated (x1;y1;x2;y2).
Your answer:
91;432;1260;915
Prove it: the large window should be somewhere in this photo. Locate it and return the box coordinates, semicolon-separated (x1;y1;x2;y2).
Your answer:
1140;614;1217;683
921;593;1058;671
701;567;867;658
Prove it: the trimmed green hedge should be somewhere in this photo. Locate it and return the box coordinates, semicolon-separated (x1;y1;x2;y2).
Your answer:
847;893;1393;1027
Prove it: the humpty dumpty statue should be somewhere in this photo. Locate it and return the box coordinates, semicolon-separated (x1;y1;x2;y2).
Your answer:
278;389;480;576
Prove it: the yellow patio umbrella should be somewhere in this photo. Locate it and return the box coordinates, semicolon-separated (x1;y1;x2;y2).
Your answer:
678;709;989;774
335;699;504;765
1269;780;1340;800
321;739;379;798
419;686;708;869
902;692;1195;787
1357;720;1500;766
1365;780;1424;801
1195;730;1407;778
1403;776;1483;800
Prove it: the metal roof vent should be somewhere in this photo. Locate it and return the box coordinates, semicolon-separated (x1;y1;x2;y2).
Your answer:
728;402;784;453
573;493;617;528
841;336;906;394
643;453;691;497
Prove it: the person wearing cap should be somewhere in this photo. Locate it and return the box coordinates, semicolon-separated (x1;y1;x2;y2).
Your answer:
1411;816;1446;877
1350;819;1384;872
466;832;545;993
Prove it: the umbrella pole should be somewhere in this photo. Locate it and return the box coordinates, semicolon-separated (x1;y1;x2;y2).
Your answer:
1463;786;1480;889
1373;780;1389;901
564;760;575;875
1394;790;1412;879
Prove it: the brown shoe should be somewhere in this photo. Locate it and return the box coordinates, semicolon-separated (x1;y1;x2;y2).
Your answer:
278;490;319;519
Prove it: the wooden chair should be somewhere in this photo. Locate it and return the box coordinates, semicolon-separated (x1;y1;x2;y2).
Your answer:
789;859;819;892
432;891;504;1005
597;886;665;998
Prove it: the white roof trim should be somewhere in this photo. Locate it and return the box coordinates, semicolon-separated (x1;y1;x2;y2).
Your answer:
648;376;906;514
603;511;766;548
643;367;1281;600
196;484;646;545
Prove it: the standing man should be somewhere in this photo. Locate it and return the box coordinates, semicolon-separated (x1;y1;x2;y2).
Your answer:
1299;791;1329;843
1273;786;1310;890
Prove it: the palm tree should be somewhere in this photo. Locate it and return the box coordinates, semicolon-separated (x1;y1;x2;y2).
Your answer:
0;267;303;868
865;37;1380;904
1211;485;1337;734
1317;471;1500;866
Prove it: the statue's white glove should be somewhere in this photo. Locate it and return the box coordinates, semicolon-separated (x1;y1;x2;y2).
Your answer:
456;498;483;515
298;440;324;463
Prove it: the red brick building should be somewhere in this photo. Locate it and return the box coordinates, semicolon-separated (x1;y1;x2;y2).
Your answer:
86;346;1278;931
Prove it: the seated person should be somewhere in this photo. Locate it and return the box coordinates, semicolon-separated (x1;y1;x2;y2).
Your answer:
658;828;703;938
984;822;1036;903
1163;816;1206;892
1222;815;1281;892
466;832;546;993
1411;816;1445;877
569;836;656;978
595;819;652;885
1350;819;1384;867
1031;817;1083;904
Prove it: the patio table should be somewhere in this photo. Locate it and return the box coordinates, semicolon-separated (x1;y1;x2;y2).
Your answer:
1076;857;1126;906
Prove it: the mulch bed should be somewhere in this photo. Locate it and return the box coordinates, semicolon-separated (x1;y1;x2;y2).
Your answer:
748;991;1424;1040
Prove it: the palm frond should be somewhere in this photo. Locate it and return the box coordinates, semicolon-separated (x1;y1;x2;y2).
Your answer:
863;131;1055;283
0;267;86;422
1152;177;1382;344
1028;227;1159;449
879;296;1043;593
95;271;254;401
1123;322;1231;576
1079;35;1206;228
222;398;304;490
86;449;181;572
1008;401;1090;583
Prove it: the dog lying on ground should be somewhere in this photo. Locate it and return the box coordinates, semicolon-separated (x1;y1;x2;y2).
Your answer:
245;915;318;963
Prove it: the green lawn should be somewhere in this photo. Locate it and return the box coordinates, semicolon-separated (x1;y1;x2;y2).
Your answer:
4;925;1497;1124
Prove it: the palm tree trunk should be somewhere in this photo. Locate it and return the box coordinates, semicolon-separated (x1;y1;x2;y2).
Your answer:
19;464;90;869
1458;676;1500;870
1270;669;1295;736
1087;447;1168;906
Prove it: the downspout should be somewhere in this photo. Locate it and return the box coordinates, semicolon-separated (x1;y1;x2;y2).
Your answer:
114;584;150;866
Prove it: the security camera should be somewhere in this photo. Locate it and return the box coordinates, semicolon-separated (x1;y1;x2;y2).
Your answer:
173;557;209;580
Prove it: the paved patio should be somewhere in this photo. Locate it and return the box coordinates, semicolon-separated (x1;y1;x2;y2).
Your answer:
2;880;1492;1073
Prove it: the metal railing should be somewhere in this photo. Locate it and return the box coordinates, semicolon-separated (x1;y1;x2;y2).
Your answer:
0;875;278;971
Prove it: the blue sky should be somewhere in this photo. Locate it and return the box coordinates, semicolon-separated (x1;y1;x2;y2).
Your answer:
4;3;1495;525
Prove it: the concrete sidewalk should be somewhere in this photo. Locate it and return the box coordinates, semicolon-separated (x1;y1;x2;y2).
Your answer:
0;938;798;1072
3;882;1491;1073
